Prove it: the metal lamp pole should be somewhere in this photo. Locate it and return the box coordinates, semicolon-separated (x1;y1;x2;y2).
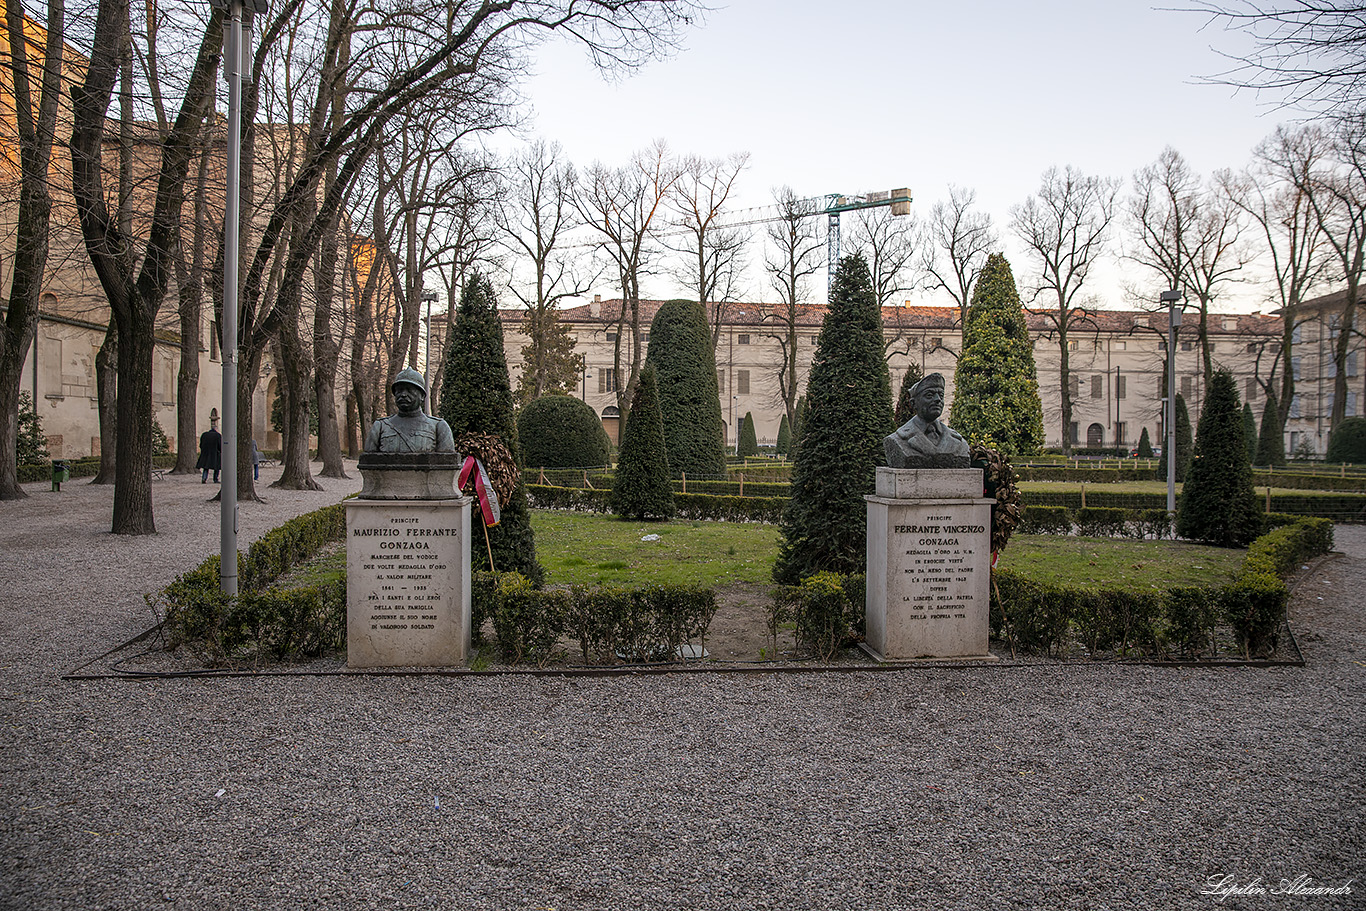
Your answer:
213;0;266;595
1161;289;1183;514
421;291;437;395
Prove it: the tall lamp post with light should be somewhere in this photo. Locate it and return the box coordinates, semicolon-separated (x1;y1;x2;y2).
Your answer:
1161;289;1183;514
212;0;267;596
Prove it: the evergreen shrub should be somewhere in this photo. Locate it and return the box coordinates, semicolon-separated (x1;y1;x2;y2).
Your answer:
1176;370;1261;547
646;299;726;477
776;413;791;456
490;572;568;665
1136;426;1154;458
517;394;612;468
611;365;675;520
1325;416;1366;463
738;411;759;457
1256;393;1287;467
770;572;865;659
1075;507;1129;538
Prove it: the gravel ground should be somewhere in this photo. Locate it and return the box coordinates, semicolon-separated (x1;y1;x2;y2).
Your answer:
1;467;1362;910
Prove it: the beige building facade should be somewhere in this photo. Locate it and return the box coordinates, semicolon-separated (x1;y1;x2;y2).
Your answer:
502;296;1291;454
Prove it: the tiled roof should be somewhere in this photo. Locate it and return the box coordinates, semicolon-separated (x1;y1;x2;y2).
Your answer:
509;299;1282;336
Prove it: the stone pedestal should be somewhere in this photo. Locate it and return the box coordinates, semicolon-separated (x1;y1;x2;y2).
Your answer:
346;498;472;668
865;467;995;660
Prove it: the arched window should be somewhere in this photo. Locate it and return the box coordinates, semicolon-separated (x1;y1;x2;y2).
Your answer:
1086;423;1104;448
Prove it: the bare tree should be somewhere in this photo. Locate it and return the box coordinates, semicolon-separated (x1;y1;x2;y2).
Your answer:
760;185;823;427
849;205;920;310
576;140;679;419
498;139;592;402
1011;165;1119;455
923;184;997;328
668;151;749;347
71;0;223;533
1225;124;1330;431
1191;1;1366;116
0;0;64;499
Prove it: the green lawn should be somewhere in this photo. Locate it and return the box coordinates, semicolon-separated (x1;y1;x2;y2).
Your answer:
528;510;1245;592
531;510;781;587
995;534;1243;589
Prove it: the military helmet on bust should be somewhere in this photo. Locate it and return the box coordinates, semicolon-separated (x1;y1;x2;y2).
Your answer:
391;367;427;397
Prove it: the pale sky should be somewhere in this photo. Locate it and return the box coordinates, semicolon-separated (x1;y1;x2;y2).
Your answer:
506;0;1307;314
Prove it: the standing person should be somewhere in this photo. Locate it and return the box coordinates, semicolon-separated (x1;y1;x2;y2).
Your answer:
250;438;261;481
197;417;222;483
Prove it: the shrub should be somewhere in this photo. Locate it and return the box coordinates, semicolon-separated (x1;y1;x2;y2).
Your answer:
490;572;567;665
949;253;1044;456
1242;403;1257;464
566;583;716;664
1075;507;1129;538
1133;509;1173;540
1177;370;1261;547
611;364;675;520
1158;394;1193;482
1164;586;1220;658
1222;557;1286;658
439;270;543;585
893;362;923;427
776;413;792;456
774;256;893;583
738;411;759;457
646;299;727;477
1017;505;1071;535
1256;393;1287;467
1136;426;1154;459
772;572;865;660
1325;416;1366;464
152;420;171;457
16;392;48;466
517;394;612;469
991;570;1070;655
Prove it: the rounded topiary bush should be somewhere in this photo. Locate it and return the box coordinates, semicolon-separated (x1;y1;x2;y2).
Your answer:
517;395;612;468
1325;416;1366;463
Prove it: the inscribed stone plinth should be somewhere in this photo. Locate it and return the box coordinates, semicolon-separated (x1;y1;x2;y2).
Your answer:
346;498;471;668
866;467;994;659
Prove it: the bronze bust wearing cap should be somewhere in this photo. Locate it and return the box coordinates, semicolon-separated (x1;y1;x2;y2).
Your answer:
364;368;456;454
884;373;971;469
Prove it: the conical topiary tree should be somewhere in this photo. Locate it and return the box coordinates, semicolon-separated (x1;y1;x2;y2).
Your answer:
1243;403;1257;463
949;254;1044;456
611;364;675;520
893;362;924;427
1137;426;1154;458
774;255;893;584
1256;393;1286;467
645;299;726;478
776;413;791;457
1158;394;1193;482
1176;369;1261;547
439;270;543;585
738;411;759;456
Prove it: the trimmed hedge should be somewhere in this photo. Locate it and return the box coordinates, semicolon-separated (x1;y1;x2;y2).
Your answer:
992;517;1332;659
157;502;347;662
770;573;865;660
20;454;177;484
478;572;717;666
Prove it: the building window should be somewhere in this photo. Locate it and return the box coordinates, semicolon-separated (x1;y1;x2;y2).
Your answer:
210;320;220;361
1114;340;1127;351
1115;422;1126;446
1350;353;1360;378
1246;378;1258;401
1290;394;1302;418
1094;340;1103;350
930;337;942;349
1247;342;1259;354
1067;339;1078;351
1068;375;1080;398
1181;340;1193;351
597;369;620;394
1091;375;1103;399
1087;423;1105;447
737;334;750;345
1209;343;1217;353
1293;356;1303;381
606;332;618;343
1292;324;1303;344
1117;375;1127;399
1181;376;1193;398
1069;422;1079;444
716;370;725;394
737;370;750;395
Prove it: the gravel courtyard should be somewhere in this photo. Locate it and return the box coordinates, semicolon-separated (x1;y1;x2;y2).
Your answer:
1;465;1361;910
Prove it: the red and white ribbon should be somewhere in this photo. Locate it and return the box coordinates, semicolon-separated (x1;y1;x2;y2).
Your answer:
458;456;501;527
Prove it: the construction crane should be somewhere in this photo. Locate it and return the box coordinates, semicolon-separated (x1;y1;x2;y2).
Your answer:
709;187;914;289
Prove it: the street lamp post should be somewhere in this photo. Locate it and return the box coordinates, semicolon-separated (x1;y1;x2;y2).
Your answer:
421;291;438;397
1161;289;1183;514
212;0;267;596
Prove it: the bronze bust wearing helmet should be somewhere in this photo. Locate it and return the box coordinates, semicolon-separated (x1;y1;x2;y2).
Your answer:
363;368;455;454
883;372;971;469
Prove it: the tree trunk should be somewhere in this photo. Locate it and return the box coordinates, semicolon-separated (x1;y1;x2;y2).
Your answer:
172;135;210;474
273;318;322;490
1059;328;1072;457
91;322;117;484
234;351;265;503
0;0;63;500
111;316;156;533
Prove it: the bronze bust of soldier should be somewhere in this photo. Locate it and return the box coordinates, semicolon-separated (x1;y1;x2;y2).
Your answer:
364;368;455;454
883;373;971;469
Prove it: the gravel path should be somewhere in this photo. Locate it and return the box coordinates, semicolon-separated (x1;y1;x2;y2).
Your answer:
1;468;1362;910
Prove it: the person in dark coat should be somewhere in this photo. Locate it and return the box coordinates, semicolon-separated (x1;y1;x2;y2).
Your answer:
197;419;222;483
